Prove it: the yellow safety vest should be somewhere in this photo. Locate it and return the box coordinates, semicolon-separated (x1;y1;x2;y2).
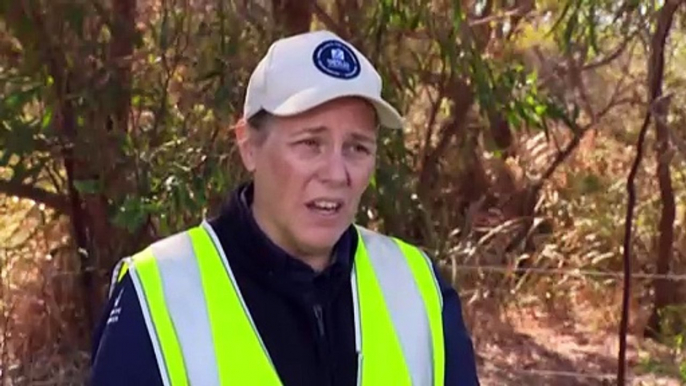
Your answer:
113;221;445;386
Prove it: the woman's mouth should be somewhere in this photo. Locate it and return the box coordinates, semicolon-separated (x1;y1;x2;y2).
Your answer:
306;199;343;216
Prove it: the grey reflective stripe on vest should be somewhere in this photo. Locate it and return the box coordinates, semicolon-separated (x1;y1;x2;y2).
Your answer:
151;229;221;385
108;258;127;299
357;227;439;386
129;230;221;386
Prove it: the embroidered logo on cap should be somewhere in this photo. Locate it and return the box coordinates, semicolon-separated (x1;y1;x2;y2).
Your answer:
312;40;361;80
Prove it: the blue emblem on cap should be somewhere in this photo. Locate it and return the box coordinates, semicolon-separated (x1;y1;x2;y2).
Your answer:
312;40;361;80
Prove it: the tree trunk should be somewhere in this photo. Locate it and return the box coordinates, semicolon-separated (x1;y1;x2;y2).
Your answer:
417;80;474;202
645;96;677;339
646;103;678;337
643;0;681;341
618;2;680;381
272;0;313;35
18;0;141;331
98;0;137;268
110;0;136;135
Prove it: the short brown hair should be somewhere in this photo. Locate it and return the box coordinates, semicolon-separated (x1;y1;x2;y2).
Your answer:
246;109;274;145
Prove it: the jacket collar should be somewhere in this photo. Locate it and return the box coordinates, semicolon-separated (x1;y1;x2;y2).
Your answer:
209;182;354;284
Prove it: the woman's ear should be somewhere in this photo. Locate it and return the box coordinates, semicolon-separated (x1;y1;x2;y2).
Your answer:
234;118;256;173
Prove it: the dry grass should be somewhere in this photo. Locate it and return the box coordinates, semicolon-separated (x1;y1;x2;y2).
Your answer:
1;196;90;385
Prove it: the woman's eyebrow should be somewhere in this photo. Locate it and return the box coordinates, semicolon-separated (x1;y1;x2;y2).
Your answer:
292;126;327;136
350;132;377;145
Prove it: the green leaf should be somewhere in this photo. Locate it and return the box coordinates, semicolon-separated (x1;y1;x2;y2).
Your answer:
389;12;402;26
506;109;523;128
3;85;40;110
526;95;536;106
370;172;377;189
112;197;147;232
535;103;547;117
41;108;52;130
73;179;101;194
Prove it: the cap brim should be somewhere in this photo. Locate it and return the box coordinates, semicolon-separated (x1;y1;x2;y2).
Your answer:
263;85;404;129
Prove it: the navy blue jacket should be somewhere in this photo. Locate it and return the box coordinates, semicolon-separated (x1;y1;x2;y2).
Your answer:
90;183;480;385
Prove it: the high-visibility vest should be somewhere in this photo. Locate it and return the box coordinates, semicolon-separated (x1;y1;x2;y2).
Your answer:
113;221;445;386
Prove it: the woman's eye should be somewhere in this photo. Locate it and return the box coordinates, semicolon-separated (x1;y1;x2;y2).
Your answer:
348;142;372;155
354;145;370;154
298;139;319;147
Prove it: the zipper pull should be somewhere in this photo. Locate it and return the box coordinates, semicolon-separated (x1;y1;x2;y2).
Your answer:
313;304;325;337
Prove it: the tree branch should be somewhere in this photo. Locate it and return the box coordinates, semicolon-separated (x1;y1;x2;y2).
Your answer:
535;78;640;190
565;50;595;119
0;179;69;214
418;84;447;169
469;5;533;27
312;4;347;38
417;80;474;199
582;31;637;72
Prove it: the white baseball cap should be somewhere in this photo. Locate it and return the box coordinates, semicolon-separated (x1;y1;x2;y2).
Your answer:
243;30;404;129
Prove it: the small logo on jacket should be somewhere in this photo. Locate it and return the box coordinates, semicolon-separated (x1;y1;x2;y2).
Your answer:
313;40;361;79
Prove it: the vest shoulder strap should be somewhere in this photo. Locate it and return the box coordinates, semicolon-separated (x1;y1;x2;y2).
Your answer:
121;222;282;386
354;225;445;386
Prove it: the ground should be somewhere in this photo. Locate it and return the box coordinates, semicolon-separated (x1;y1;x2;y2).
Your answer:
471;304;684;385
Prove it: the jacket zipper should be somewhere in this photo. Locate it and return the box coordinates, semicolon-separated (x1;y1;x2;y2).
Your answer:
313;304;325;337
312;303;333;385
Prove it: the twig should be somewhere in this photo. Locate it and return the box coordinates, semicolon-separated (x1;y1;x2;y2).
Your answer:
419;85;446;169
468;6;539;27
583;31;639;72
536;80;640;190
